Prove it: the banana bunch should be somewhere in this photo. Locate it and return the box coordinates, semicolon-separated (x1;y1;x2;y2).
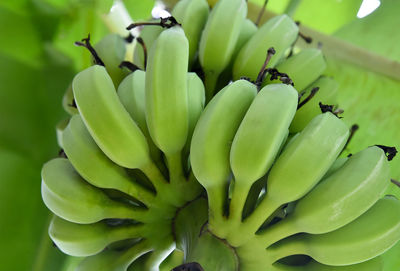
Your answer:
41;0;400;270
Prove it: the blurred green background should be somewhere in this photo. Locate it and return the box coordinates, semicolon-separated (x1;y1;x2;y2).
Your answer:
0;0;399;270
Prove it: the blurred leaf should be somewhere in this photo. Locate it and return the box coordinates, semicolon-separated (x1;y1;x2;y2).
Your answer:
250;0;363;34
0;149;65;271
0;6;42;67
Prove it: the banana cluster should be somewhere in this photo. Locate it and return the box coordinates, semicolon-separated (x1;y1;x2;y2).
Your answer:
43;0;399;270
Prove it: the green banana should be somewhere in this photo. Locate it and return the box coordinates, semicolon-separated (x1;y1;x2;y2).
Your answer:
266;48;326;90
94;34;129;86
216;18;258;90
267;197;400;266
172;0;210;68
133;24;163;70
199;0;247;100
233;14;299;81
231;112;349;245
62;84;78;115
49;216;144;257
190;79;257;236
41;158;146;224
229;84;298;223
56;118;69;148
117;70;162;164
323;156;348;178
183;72;206;161
72;65;151;170
290;76;338;133
62;114;155;206
257;146;390;247
145;26;189;156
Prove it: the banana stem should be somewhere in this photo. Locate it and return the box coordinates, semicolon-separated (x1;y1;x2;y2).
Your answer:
207;185;228;232
111;205;148;223
255;217;298;248
266;235;307;264
204;71;220;103
229;181;252;223
117;240;153;270
234;195;281;243
109;224;145;244
166;151;185;185
140;161;169;193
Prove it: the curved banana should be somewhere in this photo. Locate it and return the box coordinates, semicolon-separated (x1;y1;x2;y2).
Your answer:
133;24;163;70
41;158;146;224
190;79;257;236
267;197;400;266
229;84;298;223
49;216;144;257
257;146;391;247
72;65;151;170
117;70;162;164
231;112;349;245
172;0;209;68
233;14;299;81
199;0;247;100
266;48;326;90
94;34;129;86
290;76;338;133
62;114;155;206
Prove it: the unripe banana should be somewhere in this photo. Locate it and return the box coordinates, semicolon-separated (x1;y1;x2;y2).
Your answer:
290;76;338;133
41;158;146;224
172;0;209;68
72;65;151;169
49;216;144;257
257;146;391;247
62;84;78;115
190;79;257;234
231;113;349;245
229;84;298;222
133;24;163;70
56;118;69;148
323;156;348;179
217;18;258;90
94;34;129;86
183;72;206;159
266;48;326;90
62;114;155;206
233;14;299;81
267;197;400;266
117;70;162;164
145;26;189;156
199;0;247;99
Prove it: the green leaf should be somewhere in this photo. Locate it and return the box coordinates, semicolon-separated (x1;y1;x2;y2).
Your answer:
122;0;155;21
249;0;363;34
0;149;65;271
